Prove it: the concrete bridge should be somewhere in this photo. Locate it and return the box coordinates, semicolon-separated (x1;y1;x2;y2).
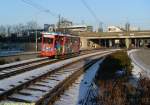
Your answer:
74;31;150;49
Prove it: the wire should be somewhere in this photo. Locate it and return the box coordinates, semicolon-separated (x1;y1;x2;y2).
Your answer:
21;0;58;18
80;0;100;23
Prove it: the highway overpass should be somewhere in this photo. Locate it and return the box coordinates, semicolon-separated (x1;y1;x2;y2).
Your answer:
73;31;150;49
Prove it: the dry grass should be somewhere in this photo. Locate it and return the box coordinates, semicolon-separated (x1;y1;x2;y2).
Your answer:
0;59;6;65
97;77;150;105
95;51;150;105
96;50;132;80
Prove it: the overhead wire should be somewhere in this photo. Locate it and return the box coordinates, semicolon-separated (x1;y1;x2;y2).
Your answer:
80;0;100;23
21;0;58;18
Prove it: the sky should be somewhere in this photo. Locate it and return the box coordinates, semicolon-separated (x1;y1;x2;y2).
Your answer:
0;0;150;30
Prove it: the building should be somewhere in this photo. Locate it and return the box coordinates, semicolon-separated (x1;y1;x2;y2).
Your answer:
107;26;125;32
44;24;56;32
58;25;93;33
58;19;73;28
57;19;93;32
130;27;139;31
66;25;93;32
125;22;130;32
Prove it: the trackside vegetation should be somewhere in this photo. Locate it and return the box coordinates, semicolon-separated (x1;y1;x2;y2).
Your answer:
0;59;6;65
94;50;150;105
96;50;132;80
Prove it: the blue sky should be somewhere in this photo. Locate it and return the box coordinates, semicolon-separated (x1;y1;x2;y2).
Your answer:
0;0;150;29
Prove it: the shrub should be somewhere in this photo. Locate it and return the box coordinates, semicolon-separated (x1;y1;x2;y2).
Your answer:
15;58;20;61
95;50;149;105
96;50;132;80
0;59;6;65
97;77;150;105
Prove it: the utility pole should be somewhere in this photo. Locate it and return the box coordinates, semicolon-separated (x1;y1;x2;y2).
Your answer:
98;22;103;32
125;22;130;49
35;12;39;52
35;30;38;51
34;17;38;52
58;14;61;30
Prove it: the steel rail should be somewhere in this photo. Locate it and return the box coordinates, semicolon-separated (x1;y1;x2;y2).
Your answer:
0;50;117;104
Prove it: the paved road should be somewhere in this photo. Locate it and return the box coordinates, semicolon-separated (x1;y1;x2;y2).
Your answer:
130;49;150;78
128;49;150;78
135;49;150;66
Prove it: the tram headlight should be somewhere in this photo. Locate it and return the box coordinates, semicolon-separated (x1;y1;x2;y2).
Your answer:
42;47;52;51
46;47;51;51
42;48;45;51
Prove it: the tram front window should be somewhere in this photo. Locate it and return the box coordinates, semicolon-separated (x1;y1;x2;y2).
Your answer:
43;38;53;44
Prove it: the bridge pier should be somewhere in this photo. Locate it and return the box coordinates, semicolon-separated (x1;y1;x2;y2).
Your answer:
125;38;131;49
94;40;101;48
80;37;89;50
109;40;112;47
140;39;144;47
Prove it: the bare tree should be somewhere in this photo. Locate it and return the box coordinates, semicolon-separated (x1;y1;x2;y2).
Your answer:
5;25;12;37
26;21;38;30
0;25;6;37
11;23;25;36
18;23;26;31
0;21;41;37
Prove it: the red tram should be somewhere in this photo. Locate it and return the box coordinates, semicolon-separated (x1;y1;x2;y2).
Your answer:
40;32;80;57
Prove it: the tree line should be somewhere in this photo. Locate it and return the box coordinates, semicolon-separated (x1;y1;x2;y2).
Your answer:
0;21;41;38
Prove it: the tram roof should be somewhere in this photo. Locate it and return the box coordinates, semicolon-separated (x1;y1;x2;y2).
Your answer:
42;32;79;37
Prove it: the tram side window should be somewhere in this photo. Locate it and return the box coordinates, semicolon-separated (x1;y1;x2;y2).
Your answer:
43;38;53;44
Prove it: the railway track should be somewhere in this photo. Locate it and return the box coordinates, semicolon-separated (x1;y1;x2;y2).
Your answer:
0;51;117;105
0;57;49;71
54;59;103;105
0;49;108;80
5;57;98;105
0;49;119;105
0;59;57;79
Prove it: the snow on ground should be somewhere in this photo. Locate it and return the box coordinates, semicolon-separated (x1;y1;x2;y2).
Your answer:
77;59;104;104
0;50;115;95
0;101;35;105
0;57;48;69
128;49;150;79
54;58;104;105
